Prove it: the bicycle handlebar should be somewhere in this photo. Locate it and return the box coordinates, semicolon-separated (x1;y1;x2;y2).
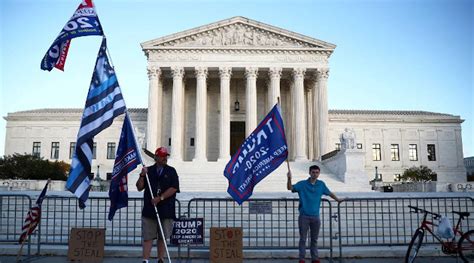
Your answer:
408;205;441;219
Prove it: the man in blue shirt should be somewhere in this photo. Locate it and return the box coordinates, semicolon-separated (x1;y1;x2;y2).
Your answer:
287;165;342;263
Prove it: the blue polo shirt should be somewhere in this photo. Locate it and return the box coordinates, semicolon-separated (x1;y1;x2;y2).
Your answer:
292;179;330;216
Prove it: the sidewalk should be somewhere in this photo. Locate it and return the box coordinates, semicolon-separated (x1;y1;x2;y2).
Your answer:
0;256;463;263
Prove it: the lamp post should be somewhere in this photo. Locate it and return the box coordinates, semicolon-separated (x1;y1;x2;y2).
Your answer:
92;164;103;191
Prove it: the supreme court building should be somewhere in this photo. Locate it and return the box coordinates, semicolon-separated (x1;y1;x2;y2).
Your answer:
3;17;467;192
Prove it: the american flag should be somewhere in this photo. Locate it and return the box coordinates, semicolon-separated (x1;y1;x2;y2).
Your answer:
66;37;126;208
19;180;50;244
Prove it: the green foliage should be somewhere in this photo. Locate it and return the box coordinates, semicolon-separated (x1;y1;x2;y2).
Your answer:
0;153;69;181
400;165;437;182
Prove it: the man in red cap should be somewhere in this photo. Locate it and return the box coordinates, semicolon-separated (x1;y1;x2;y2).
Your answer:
136;147;180;263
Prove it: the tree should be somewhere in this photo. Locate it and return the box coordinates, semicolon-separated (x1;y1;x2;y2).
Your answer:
400;165;437;182
0;154;69;181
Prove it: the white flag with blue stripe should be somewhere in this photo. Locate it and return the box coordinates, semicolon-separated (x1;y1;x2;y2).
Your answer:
67;37;126;208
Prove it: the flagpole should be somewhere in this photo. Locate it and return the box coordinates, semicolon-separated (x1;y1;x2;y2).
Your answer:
126;112;172;263
277;97;291;173
100;22;171;261
16;221;32;262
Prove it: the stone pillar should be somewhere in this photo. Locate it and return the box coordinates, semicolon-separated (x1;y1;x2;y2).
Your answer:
218;67;232;161
193;67;208;162
245;67;258;136
170;66;185;161
317;68;330;157
311;73;320;160
268;67;282;110
306;85;313;160
146;66;161;151
293;68;307;160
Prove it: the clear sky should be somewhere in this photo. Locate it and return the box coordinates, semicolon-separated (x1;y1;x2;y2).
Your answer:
0;0;473;157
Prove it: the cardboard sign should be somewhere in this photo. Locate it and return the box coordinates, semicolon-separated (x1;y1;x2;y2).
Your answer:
170;218;204;245
210;227;243;263
68;228;105;262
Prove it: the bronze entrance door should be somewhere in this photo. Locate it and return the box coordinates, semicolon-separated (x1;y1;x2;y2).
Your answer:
230;121;245;156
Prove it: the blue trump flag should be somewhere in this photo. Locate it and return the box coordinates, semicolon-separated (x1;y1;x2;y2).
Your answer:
66;37;126;208
41;0;103;71
224;104;288;204
108;113;142;220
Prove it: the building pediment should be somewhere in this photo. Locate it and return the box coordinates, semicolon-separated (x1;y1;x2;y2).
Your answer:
141;16;336;51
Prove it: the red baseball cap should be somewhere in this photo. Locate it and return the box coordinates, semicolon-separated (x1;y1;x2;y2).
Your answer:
155;147;170;157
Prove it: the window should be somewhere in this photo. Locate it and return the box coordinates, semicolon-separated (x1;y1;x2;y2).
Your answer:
190;138;195;147
357;143;363;149
372;143;381;161
50;142;60;159
92;142;97;159
409;144;418;161
335;143;341;151
394;174;402;182
32;142;41;157
69;142;76;159
106;173;112;180
107;142;116;159
427;144;436;161
168;138;171;146
390;144;400;161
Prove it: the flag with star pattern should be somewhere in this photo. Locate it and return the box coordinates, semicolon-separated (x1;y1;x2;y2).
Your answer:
66;37;126;208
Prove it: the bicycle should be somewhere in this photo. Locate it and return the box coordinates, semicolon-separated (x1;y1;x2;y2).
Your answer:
405;205;473;263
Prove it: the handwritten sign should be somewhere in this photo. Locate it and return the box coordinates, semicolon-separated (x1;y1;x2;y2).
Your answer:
170;218;204;245
210;227;243;263
68;228;105;262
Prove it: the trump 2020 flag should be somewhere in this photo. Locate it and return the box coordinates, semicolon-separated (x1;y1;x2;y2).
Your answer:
66;37;126;209
41;0;103;71
224;104;288;204
108;113;142;220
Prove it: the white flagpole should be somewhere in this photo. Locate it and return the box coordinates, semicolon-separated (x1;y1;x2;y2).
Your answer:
126;112;172;263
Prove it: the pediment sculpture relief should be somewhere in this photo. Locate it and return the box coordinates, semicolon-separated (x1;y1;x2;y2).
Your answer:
159;23;315;48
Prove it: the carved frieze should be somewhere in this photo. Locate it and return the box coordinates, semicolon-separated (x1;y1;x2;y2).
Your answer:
157;23;317;48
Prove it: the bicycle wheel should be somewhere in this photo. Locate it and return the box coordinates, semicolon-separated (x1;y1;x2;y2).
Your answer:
458;230;474;263
405;228;425;263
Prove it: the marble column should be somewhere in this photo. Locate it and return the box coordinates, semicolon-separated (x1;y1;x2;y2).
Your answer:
245;67;258;136
193;67;208;162
268;67;282;110
218;67;232;161
311;74;320;160
146;66;161;151
293;68;307;160
306;85;313;160
170;66;185;161
317;68;330;157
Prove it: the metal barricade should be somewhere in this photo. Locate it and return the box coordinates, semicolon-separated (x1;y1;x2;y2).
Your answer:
186;198;334;259
337;196;474;258
38;196;181;246
2;192;473;261
0;194;32;257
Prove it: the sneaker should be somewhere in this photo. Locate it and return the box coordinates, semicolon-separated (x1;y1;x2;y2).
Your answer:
142;260;149;263
311;260;321;263
299;260;305;263
157;259;164;263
